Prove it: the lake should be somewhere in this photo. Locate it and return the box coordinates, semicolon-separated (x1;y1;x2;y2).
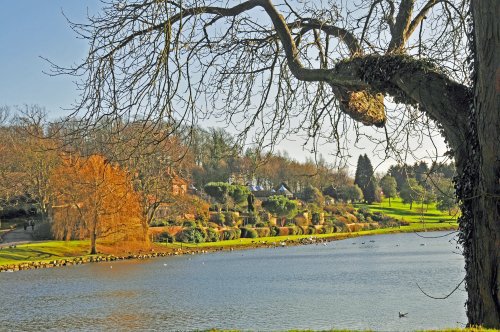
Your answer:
0;231;466;331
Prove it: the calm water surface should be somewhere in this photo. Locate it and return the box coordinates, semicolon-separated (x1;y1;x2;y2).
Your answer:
0;231;466;331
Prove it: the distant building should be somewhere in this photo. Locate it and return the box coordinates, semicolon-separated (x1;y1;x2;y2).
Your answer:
171;175;188;196
166;167;188;196
248;182;294;201
275;183;293;198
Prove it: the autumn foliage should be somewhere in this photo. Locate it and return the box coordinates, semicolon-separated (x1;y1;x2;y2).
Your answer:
50;155;147;254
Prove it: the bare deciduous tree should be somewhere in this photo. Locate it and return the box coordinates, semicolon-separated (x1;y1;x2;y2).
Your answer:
51;0;499;327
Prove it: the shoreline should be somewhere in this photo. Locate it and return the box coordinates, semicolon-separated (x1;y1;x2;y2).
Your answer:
0;224;458;273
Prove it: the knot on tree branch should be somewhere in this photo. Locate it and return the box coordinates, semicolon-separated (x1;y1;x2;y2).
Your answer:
340;89;386;127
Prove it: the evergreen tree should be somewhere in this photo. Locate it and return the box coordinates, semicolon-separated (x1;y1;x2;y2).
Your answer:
414;161;430;187
354;155;376;203
388;164;414;192
364;178;379;204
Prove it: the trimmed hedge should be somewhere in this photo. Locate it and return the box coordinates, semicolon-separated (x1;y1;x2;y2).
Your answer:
220;228;241;241
240;227;258;238
211;213;225;226
255;227;271;237
224;212;239;227
206;227;220;242
159;231;175;243
270;225;280;236
176;226;207;243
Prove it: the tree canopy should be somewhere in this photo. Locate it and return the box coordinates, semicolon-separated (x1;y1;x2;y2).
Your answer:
262;195;298;226
380;175;397;206
51;155;145;254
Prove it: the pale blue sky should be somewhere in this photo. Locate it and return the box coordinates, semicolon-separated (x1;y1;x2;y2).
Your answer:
0;1;449;172
0;1;101;117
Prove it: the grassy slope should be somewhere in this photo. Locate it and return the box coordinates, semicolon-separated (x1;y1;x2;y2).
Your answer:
0;241;90;266
356;197;458;229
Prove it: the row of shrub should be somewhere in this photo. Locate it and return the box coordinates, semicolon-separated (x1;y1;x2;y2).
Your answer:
161;224;349;244
152;204;403;229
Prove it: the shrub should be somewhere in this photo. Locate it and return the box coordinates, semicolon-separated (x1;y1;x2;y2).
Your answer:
354;212;365;222
259;211;271;222
371;212;384;222
348;224;363;232
207;222;220;229
206;228;220;242
344;205;355;214
240;227;258;238
323;205;341;214
400;220;410;226
287;226;298;235
296;226;304;235
176;226;206;243
220;228;242;241
333;220;349;232
224;212;239;227
255;221;268;228
311;212;321;225
299;226;308;234
255;227;271;237
306;226;316;234
323;224;334;234
246;212;261;225
150;219;176;227
357;206;371;216
344;213;358;223
323;219;334;226
220;229;233;241
234;228;242;239
183;220;196;228
278;227;290;236
211;213;225;226
159;232;174;243
270;225;280;236
336;216;348;224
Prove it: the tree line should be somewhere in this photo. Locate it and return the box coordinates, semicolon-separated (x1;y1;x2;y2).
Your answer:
0;104;356;253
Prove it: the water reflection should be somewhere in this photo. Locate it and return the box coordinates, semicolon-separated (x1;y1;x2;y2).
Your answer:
0;232;466;331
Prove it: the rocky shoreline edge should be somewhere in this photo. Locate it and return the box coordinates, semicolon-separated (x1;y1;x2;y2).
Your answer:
0;248;219;273
0;234;349;273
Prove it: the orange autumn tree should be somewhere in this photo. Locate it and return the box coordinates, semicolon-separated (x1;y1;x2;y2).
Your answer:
50;154;147;254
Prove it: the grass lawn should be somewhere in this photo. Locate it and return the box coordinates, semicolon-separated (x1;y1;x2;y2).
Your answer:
355;197;458;228
0;240;91;266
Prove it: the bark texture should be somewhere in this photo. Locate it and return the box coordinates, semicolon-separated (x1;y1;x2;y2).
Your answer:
461;0;500;326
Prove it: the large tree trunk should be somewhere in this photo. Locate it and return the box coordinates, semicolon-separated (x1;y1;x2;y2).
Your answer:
90;219;97;255
463;0;500;327
90;231;97;255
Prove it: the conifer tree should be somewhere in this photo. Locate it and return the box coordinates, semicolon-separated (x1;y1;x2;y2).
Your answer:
354;155;377;203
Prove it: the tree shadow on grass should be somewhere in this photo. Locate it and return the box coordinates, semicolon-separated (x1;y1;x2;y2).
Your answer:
0;248;53;262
